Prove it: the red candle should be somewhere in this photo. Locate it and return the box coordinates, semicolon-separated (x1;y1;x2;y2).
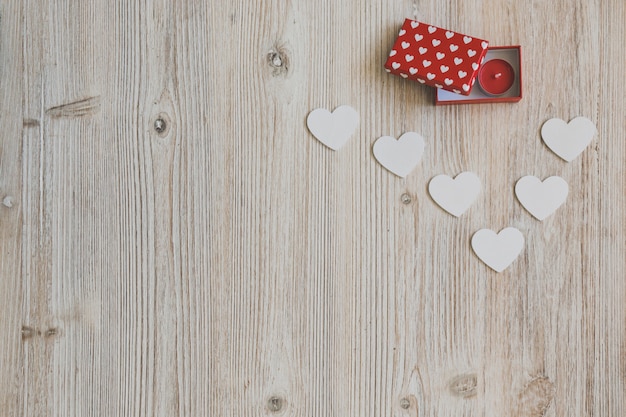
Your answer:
478;59;515;96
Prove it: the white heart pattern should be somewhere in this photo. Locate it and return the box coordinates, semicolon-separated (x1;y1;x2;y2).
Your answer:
392;62;400;69
307;105;359;151
399;29;406;36
515;176;568;220
428;172;481;217
427;73;435;80
386;20;489;92
471;227;524;272
540;117;596;162
373;132;425;178
389;50;397;57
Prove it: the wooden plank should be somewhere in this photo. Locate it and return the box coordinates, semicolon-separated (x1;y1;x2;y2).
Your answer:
0;0;624;416
0;2;24;416
595;1;626;416
18;1;115;416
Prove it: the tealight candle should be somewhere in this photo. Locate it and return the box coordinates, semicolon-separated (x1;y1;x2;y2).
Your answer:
478;58;515;96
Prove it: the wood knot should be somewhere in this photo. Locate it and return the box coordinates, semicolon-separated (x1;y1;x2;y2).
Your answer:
21;326;40;340
44;327;58;338
154;118;167;134
2;196;14;208
152;113;171;137
267;44;290;77
448;373;478;398
399;397;411;409
267;396;284;413
518;376;555;417
21;325;60;341
23;118;40;127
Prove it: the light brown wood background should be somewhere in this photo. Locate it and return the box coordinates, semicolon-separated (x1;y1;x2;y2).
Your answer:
0;0;624;416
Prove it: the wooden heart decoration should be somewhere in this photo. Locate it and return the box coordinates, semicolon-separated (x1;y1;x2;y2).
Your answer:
428;172;481;217
471;227;524;272
515;176;568;221
541;117;596;162
373;132;425;177
307;105;359;150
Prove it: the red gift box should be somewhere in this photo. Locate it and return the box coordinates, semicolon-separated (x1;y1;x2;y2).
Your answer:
384;19;489;95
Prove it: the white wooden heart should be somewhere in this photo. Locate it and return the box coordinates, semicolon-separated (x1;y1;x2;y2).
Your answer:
515;176;568;221
306;105;359;150
471;227;524;273
372;132;425;177
428;172;481;217
541;117;596;162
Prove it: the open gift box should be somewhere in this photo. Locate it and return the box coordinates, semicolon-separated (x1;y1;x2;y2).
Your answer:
384;19;522;105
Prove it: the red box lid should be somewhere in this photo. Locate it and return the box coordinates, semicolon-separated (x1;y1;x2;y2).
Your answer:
384;19;489;95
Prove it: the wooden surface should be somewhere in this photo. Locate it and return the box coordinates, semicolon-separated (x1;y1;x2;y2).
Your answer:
0;0;624;416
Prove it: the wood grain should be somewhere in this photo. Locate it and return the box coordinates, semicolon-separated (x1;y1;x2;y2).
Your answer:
0;0;624;416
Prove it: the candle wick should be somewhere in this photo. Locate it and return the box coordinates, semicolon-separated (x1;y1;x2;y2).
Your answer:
494;72;502;79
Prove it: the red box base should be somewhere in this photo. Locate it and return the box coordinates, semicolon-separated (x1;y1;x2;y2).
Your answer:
435;46;522;105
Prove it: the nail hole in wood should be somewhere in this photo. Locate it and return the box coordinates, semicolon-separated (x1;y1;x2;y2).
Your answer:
401;193;412;204
269;53;282;67
154;118;167;134
267;396;283;413
153;112;172;137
